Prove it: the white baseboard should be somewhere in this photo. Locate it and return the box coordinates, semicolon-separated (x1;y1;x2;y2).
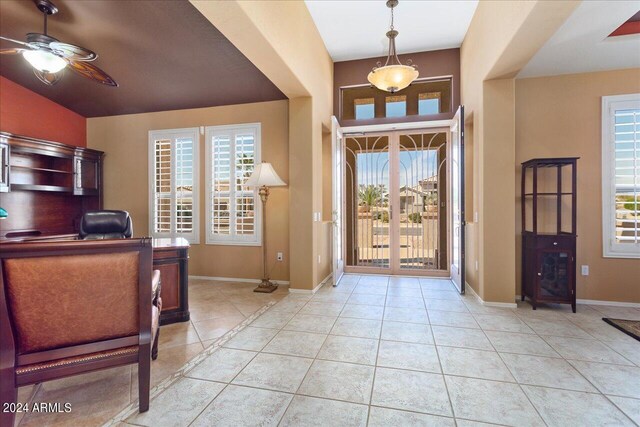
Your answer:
516;295;640;308
288;273;333;295
515;295;639;308
189;275;290;286
467;282;518;308
576;299;640;308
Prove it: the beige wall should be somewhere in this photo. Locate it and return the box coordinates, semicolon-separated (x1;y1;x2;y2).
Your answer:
318;221;333;285
87;100;290;281
516;69;640;303
461;0;578;302
192;0;333;290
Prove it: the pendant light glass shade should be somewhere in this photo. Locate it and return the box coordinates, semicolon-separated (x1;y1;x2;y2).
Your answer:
368;64;419;93
368;0;418;93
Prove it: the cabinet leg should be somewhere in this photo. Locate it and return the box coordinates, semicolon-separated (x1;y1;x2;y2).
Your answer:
571;303;576;313
521;294;525;301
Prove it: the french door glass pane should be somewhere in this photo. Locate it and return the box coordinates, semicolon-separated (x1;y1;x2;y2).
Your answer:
398;133;447;271
345;136;390;268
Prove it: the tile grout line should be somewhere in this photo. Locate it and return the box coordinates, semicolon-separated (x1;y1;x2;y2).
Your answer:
503;305;640;426
188;295;310;427
105;299;281;427
274;290;335;426
120;276;640;427
366;275;388;426
419;277;457;421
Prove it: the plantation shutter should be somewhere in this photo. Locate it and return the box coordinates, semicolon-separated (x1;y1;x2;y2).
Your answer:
149;128;199;243
206;124;261;245
612;107;639;245
603;95;640;258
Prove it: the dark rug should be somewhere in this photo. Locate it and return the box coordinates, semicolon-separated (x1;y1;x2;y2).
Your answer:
602;318;640;342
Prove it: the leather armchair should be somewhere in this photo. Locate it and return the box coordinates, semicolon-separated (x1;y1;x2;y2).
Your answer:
79;210;133;240
0;239;160;427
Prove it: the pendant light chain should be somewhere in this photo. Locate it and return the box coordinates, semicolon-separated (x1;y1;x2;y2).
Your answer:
367;0;419;93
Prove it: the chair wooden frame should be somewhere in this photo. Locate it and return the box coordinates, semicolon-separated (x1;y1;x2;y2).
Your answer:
0;238;154;427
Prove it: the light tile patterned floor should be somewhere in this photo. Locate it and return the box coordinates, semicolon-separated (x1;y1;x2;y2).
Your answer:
118;275;640;427
13;279;287;427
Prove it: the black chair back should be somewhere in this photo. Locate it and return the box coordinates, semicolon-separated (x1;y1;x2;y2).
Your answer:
79;210;133;240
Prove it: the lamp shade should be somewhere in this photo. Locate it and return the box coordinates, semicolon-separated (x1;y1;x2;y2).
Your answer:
367;64;419;93
245;162;286;187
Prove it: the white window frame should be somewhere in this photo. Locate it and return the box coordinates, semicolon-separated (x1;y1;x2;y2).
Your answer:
602;94;640;258
205;123;262;246
148;127;200;244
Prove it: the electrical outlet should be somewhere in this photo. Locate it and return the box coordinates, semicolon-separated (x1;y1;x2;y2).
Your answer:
474;211;478;222
277;252;283;262
475;260;479;271
318;255;321;264
581;265;589;276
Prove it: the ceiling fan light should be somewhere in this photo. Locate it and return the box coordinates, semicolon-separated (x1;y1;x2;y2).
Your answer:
22;49;66;73
367;64;419;93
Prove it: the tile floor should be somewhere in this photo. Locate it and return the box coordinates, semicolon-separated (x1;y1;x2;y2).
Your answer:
112;274;640;427
13;278;288;427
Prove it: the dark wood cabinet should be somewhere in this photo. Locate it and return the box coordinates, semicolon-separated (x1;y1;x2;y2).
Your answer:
152;238;190;325
521;157;579;312
0;132;103;239
73;150;102;196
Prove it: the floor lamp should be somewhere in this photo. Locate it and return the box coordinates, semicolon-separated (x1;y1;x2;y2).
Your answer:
245;162;286;293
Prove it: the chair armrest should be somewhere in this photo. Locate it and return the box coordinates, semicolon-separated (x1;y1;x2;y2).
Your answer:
152;270;161;303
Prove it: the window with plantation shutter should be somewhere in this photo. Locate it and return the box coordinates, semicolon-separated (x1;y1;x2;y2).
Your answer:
205;123;261;245
148;128;200;243
602;94;640;258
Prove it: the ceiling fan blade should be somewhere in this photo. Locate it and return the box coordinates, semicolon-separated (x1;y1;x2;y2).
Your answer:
0;36;29;47
33;69;63;86
49;41;97;61
0;48;24;55
67;60;117;87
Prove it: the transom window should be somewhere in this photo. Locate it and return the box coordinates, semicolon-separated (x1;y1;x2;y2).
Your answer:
148;128;199;243
340;77;451;122
418;92;441;115
205;123;261;245
386;95;407;118
602;94;640;258
354;98;375;120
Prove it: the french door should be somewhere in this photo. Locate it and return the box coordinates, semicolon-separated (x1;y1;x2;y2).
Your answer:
343;129;449;276
331;117;345;286
450;106;465;293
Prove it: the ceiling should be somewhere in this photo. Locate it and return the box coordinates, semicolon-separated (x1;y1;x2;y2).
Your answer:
0;0;285;118
519;1;640;78
304;0;478;62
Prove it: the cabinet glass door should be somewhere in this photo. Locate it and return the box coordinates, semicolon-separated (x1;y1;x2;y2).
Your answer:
538;250;571;299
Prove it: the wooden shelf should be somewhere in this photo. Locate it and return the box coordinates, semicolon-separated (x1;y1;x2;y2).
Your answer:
10;184;73;193
10;165;73;174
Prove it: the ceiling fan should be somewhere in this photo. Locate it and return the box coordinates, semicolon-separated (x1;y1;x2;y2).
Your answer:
0;0;117;87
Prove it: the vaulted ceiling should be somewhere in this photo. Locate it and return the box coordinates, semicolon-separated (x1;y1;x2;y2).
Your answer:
0;0;285;118
305;0;478;62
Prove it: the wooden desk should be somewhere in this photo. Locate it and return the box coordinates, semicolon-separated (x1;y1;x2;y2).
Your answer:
153;238;190;325
0;234;191;325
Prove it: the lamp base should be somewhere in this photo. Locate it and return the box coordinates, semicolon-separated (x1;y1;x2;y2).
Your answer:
253;279;278;293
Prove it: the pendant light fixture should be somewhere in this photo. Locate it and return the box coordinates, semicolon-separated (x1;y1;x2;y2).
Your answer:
367;0;419;93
